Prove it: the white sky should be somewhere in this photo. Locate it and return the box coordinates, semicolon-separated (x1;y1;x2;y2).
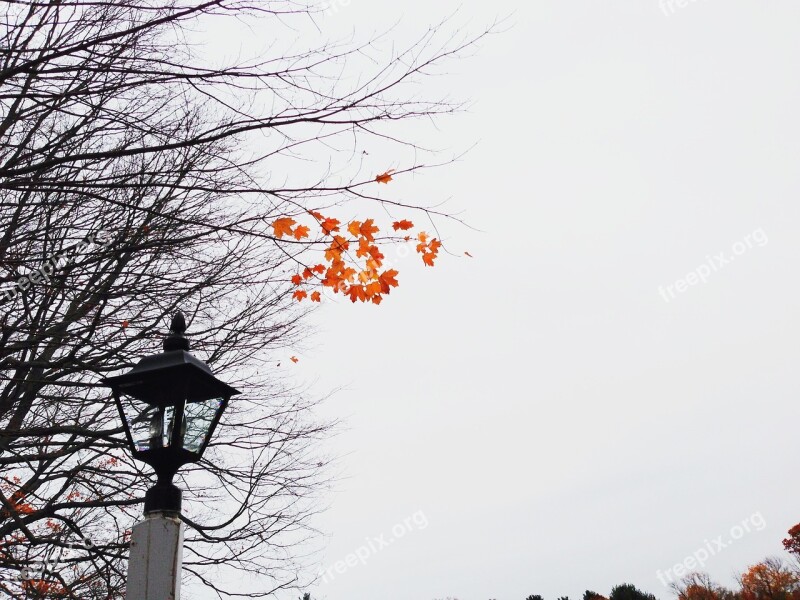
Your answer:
197;1;800;599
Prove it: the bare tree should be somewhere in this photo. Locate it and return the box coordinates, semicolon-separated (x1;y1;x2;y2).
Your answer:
0;1;487;597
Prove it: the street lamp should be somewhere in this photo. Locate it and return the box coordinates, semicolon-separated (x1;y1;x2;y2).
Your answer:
103;312;240;515
103;312;240;599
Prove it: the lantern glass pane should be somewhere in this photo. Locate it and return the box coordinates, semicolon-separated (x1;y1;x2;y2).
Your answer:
119;395;163;452
163;405;183;447
183;398;223;453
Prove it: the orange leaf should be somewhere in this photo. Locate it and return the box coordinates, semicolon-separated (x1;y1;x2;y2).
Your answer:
290;356;299;363
422;253;436;267
392;220;414;231
347;285;367;303
359;219;379;241
291;274;303;286
356;237;372;259
368;245;384;265
310;291;322;302
122;320;129;328
302;267;313;280
293;225;310;240
372;295;383;305
320;217;340;235
325;235;349;262
292;290;307;302
379;269;399;294
347;221;362;237
272;217;296;239
376;169;395;184
309;210;325;221
312;264;326;274
365;281;383;297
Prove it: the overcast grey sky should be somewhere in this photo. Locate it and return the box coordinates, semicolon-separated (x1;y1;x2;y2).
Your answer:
200;1;800;599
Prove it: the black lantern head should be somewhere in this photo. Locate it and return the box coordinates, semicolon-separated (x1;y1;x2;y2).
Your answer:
103;313;240;483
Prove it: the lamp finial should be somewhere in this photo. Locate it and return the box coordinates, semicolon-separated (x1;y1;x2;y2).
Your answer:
163;311;189;351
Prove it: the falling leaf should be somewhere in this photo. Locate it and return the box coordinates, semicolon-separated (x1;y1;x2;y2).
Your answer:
290;356;299;363
310;291;321;302
292;290;307;302
465;251;473;257
293;225;310;240
272;217;296;239
392;220;414;231
375;169;395;184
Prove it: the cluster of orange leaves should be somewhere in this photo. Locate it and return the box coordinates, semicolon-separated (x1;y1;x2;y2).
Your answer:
22;579;68;597
1;477;35;517
272;209;440;305
740;562;800;598
784;523;800;555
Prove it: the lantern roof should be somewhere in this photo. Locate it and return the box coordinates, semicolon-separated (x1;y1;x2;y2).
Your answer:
102;312;240;404
104;350;239;404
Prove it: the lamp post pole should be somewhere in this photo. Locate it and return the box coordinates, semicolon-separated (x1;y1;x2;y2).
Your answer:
127;511;184;600
103;312;240;600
